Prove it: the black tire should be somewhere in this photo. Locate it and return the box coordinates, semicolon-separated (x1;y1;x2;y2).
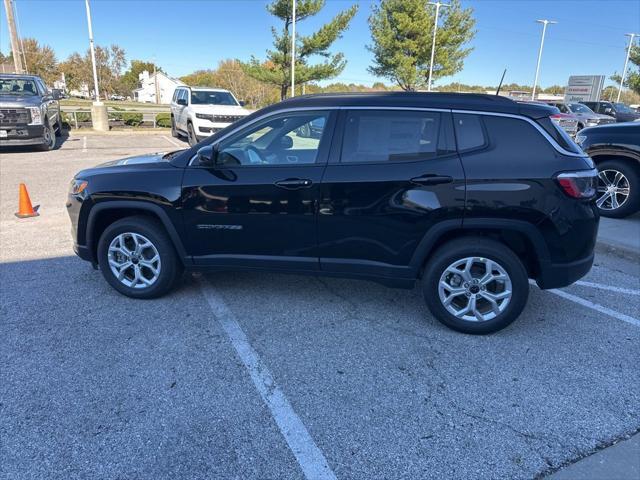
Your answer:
97;216;182;299
422;237;529;334
595;159;640;218
36;122;56;151
187;122;197;146
171;116;180;138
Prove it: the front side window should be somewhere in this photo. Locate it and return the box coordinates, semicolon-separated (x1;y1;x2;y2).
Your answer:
191;90;238;106
217;111;330;166
341;110;448;163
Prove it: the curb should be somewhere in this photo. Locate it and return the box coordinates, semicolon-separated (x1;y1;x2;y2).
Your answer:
595;240;640;262
66;129;173;136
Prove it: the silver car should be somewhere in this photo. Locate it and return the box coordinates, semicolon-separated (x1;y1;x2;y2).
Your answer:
547;102;615;130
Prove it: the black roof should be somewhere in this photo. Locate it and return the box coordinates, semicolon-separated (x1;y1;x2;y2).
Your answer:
264;92;557;119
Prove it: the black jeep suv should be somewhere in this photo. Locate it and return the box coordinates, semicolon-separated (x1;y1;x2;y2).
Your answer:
67;93;598;334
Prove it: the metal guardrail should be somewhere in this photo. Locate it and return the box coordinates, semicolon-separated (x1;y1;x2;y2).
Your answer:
60;105;170;129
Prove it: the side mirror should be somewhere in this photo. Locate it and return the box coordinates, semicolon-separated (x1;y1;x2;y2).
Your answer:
279;135;293;149
177;98;187;106
51;89;63;100
239;100;246;107
196;144;217;166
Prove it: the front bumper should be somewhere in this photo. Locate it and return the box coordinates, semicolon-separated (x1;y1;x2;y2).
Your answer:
535;252;594;289
0;125;45;146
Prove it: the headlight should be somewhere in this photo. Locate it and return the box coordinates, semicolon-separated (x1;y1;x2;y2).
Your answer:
69;179;88;195
195;113;214;121
28;107;43;125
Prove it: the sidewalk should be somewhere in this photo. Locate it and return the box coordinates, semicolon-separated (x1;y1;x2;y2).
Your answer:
596;213;640;260
547;433;640;479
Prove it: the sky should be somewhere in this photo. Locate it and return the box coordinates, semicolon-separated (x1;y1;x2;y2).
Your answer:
1;0;639;89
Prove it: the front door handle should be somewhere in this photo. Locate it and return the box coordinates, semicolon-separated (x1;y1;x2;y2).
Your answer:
275;178;313;190
410;175;454;186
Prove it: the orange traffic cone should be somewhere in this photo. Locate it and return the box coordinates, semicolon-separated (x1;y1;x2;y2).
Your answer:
15;183;39;218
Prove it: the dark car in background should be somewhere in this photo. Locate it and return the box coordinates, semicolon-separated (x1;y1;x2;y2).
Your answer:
546;102;615;130
577;122;640;218
0;74;63;150
67;92;598;334
581;101;640;123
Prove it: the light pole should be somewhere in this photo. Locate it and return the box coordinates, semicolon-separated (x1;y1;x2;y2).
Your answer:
532;19;556;100
291;0;296;97
84;0;108;131
427;1;449;92
617;33;638;103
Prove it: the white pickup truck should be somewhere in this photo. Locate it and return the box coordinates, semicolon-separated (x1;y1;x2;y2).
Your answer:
170;86;250;145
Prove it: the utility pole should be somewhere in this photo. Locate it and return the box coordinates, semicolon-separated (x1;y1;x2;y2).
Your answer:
154;61;160;104
290;0;296;97
84;0;108;131
532;19;556;100
427;2;449;92
3;0;24;73
617;33;638;103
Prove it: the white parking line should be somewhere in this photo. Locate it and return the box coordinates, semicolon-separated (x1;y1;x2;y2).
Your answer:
82;136;87;153
543;287;640;328
198;278;337;480
162;135;183;148
574;280;640;296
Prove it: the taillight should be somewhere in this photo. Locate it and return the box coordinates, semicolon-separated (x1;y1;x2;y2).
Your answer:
556;169;598;199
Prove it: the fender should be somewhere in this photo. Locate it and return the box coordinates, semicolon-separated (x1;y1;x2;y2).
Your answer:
86;200;190;265
587;148;640;163
409;218;551;270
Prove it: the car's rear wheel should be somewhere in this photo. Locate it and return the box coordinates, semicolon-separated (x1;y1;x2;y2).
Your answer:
97;216;182;299
422;237;529;334
595;159;640;218
171;116;180;138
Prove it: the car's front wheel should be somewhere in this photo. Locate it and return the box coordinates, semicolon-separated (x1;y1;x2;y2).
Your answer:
187;122;197;146
37;122;56;151
97;216;182;299
422;237;529;334
595;159;640;218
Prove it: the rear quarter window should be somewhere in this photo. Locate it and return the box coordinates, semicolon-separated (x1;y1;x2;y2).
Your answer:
483;115;556;155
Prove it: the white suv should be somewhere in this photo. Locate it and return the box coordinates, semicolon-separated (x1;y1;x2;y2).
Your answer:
170;87;250;145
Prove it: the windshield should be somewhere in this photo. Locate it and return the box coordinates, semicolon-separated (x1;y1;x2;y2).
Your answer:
190;90;238;106
568;103;594;114
0;78;38;96
613;103;634;113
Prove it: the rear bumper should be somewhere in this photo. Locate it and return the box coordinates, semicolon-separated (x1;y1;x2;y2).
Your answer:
0;125;45;146
535;253;594;289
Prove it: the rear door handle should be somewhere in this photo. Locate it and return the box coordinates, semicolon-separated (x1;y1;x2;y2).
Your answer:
410;175;454;186
275;178;313;190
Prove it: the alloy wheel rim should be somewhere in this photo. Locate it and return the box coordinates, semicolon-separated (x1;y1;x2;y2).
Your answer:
108;232;161;289
597;169;630;211
438;256;512;322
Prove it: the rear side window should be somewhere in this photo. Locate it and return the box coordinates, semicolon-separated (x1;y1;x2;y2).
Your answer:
340;110;451;163
453;114;487;151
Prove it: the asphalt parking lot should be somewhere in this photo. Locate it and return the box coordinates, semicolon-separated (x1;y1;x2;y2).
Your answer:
1;133;639;480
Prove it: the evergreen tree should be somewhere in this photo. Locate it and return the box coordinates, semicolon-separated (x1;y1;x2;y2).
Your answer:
242;0;358;100
368;0;475;91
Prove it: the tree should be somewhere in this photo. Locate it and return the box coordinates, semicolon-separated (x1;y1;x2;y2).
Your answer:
181;60;279;109
368;0;475;91
241;0;358;100
59;44;126;99
120;60;161;95
611;44;640;96
542;84;564;95
21;38;58;84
